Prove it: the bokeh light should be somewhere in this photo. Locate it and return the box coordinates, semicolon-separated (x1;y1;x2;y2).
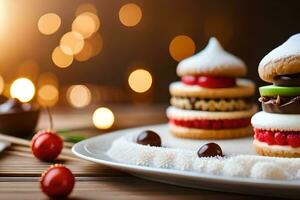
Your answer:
60;31;84;55
10;78;35;102
0;76;4;95
75;3;98;16
67;85;91;108
52;46;73;68
88;32;103;57
169;35;196;61
38;13;61;35
75;40;93;61
72;12;100;39
37;84;59;107
128;69;152;93
119;3;142;27
92;107;114;129
75;32;103;61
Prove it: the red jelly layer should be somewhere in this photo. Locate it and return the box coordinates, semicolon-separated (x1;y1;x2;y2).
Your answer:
170;118;250;129
181;76;236;88
254;128;300;148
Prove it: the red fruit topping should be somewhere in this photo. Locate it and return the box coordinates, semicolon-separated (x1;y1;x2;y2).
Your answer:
223;120;232;128
254;129;300;147
287;134;300;148
255;131;264;142
202;120;211;129
264;131;276;145
40;164;75;198
181;76;198;85
31;130;63;162
212;120;222;129
274;132;287;145
194;120;202;127
197;76;236;88
170;118;250;129
182;76;236;88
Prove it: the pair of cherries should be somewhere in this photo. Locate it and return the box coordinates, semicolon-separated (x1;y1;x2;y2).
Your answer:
31;108;75;198
182;75;236;88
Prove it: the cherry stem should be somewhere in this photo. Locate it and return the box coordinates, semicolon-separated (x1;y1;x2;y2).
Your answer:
46;106;53;130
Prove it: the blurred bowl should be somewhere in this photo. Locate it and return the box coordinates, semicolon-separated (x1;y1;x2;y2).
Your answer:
0;108;40;137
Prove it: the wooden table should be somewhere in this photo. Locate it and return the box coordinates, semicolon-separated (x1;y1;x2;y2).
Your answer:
0;105;282;199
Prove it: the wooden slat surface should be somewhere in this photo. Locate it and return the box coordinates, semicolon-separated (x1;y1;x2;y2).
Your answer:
0;105;276;199
0;150;125;177
0;179;282;200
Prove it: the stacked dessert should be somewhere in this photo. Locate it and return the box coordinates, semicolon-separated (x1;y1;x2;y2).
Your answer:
252;33;300;157
167;37;257;139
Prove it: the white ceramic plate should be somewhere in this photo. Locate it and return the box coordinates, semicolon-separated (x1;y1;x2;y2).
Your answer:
72;124;300;199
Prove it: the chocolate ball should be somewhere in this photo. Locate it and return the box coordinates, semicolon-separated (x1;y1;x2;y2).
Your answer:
197;143;223;158
136;130;161;147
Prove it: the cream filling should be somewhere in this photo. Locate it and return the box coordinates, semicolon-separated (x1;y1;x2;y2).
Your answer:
170;97;250;111
251;111;300;131
107;133;300;180
166;105;257;120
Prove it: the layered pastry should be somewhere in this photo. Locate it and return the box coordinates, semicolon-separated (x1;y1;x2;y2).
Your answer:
252;33;300;157
167;37;257;139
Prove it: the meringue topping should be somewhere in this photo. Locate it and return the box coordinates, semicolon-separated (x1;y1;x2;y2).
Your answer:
259;33;300;69
177;37;247;77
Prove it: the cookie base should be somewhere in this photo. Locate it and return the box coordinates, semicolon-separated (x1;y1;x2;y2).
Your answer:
169;124;253;139
253;139;300;158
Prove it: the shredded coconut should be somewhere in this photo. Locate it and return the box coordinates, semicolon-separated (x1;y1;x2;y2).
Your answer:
107;133;300;180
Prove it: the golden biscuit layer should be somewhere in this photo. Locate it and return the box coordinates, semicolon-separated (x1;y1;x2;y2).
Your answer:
170;124;253;139
254;140;300;158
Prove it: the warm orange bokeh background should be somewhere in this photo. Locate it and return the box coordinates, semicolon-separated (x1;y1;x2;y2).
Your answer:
0;0;300;109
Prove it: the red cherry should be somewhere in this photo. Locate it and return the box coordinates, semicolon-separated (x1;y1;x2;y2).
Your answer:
181;76;198;85
40;164;75;198
287;134;300;148
197;76;236;88
254;129;264;141
258;130;267;142
274;132;287;145
32;130;63;162
263;131;275;145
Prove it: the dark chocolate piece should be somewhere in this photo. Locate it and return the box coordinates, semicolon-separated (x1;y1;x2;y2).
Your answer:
274;73;300;87
197;143;223;158
136;130;161;147
260;95;300;114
